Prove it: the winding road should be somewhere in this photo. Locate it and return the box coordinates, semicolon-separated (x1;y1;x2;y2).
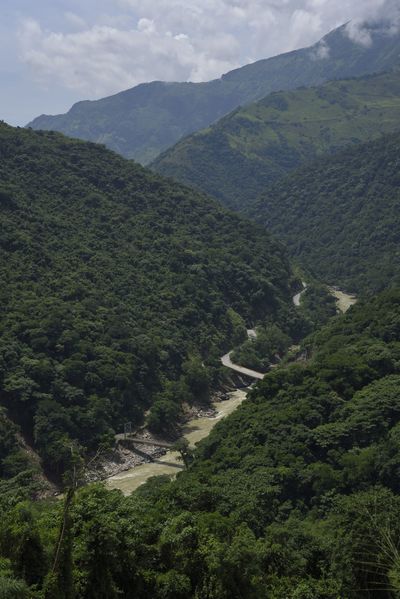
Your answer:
293;281;307;306
221;342;265;380
220;282;308;380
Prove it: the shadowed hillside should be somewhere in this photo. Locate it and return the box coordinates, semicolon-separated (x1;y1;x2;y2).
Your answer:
250;132;400;294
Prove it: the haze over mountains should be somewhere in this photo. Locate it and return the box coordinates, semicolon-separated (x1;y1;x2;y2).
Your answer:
153;70;400;210
27;21;400;164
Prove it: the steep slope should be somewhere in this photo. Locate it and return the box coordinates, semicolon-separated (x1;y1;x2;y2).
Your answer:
153;70;400;210
3;289;400;597
0;122;299;480
27;22;400;164
250;132;400;294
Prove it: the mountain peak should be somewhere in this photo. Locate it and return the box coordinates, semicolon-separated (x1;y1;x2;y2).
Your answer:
27;22;400;165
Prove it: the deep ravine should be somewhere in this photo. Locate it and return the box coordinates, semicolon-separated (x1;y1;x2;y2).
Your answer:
107;285;356;495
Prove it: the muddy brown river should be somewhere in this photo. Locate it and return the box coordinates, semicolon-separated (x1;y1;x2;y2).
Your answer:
329;288;357;313
107;389;248;495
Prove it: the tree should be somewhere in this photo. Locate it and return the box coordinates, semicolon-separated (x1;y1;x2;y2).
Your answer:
172;439;194;469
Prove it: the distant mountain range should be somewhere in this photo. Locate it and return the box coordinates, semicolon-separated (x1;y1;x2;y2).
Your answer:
27;22;400;164
152;70;400;210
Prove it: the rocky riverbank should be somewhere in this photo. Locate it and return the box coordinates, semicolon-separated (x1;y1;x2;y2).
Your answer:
84;389;233;484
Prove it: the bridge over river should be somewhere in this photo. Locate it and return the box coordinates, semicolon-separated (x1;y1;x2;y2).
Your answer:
115;435;173;449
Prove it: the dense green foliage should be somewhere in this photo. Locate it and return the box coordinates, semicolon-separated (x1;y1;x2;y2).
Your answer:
4;25;400;595
153;70;400;210
2;289;400;597
0;410;44;504
231;324;291;372
28;24;400;164
0;122;299;480
231;282;337;371
250;132;400;294
298;283;338;330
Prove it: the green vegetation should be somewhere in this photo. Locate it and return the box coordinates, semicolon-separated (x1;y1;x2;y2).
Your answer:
0;409;46;505
231;324;291;372
0;122;301;484
250;132;400;294
1;289;400;597
4;28;400;593
153;70;400;210
27;24;400;164
298;283;338;329
231;282;337;371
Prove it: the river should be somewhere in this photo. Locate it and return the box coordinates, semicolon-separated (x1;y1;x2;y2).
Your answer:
329;287;357;313
107;389;248;495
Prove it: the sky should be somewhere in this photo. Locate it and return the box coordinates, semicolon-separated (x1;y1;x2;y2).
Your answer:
1;0;398;126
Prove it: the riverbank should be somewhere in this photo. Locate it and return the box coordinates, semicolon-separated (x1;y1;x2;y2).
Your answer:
84;396;227;483
329;287;357;313
107;388;248;495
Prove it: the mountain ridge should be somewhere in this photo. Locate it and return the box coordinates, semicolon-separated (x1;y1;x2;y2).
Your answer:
27;22;400;164
152;69;400;210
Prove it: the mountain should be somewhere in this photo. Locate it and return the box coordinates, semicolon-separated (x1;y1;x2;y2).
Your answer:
249;132;400;294
3;287;400;597
27;22;400;164
153;69;400;211
0;122;300;484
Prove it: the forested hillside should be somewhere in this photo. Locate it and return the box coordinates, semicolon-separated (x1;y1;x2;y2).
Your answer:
0;122;300;484
27;23;400;164
250;132;400;294
2;289;400;597
153;70;400;210
4;5;400;599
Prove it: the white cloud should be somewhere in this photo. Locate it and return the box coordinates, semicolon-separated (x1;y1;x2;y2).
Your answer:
345;20;373;47
344;0;400;44
310;40;330;60
137;18;156;34
17;0;400;101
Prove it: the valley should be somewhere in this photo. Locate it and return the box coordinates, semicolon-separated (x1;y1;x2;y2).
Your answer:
27;23;400;164
107;286;356;495
153;70;400;211
1;8;400;598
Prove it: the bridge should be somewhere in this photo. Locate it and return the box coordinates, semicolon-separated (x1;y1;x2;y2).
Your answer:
115;434;173;450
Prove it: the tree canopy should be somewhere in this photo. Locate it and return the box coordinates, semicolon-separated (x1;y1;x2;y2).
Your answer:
0;122;299;482
2;289;400;597
251;132;400;294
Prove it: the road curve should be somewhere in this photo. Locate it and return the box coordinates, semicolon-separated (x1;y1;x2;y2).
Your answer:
221;282;356;380
221;350;264;380
293;281;307;307
221;284;308;380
